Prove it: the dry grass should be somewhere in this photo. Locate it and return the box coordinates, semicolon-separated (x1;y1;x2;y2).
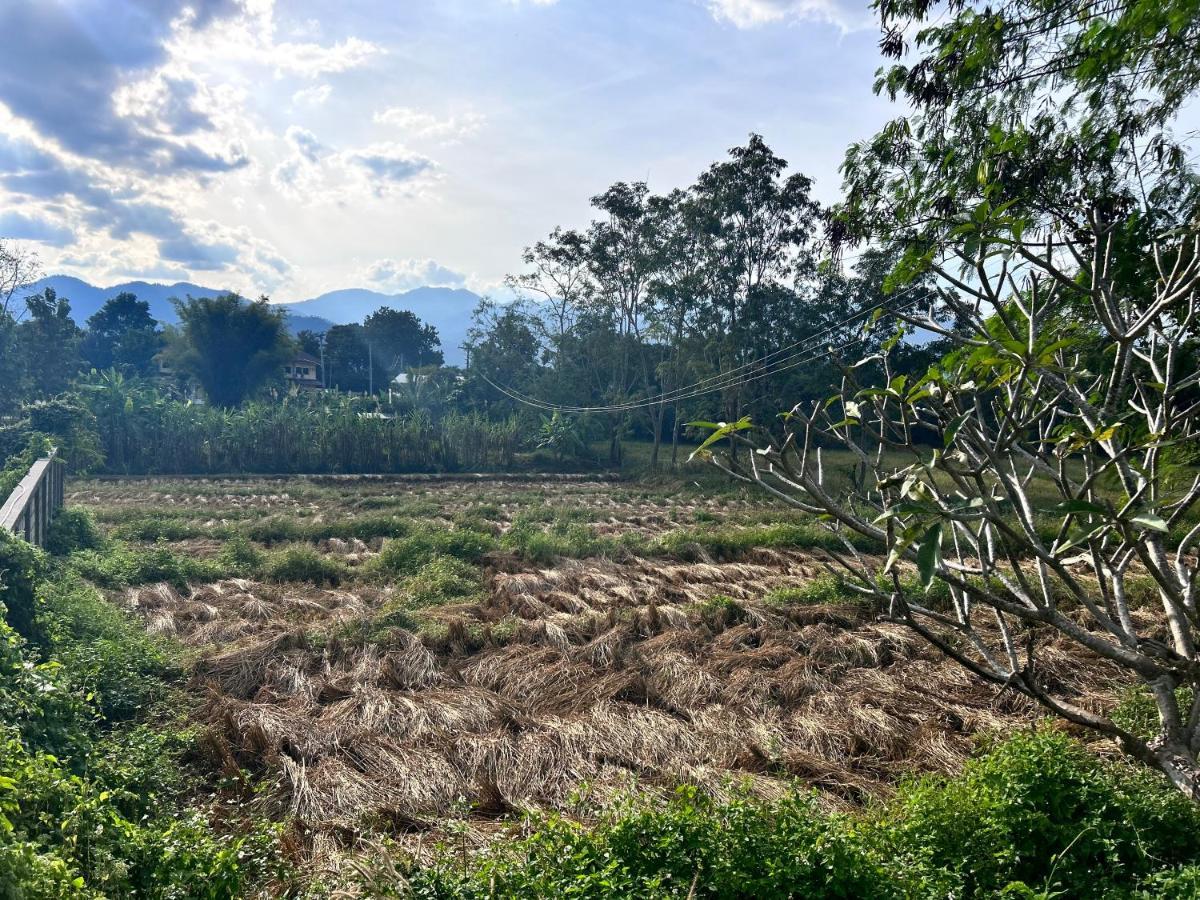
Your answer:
76;476;1127;867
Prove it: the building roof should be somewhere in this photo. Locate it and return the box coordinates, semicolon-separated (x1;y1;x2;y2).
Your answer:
292;351;321;366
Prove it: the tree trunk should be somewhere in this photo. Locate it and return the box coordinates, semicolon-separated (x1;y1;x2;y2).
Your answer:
670;410;681;470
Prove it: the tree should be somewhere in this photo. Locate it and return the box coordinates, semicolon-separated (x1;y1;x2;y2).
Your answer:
699;0;1200;797
0;240;39;413
464;300;542;412
0;239;39;320
82;292;162;375
589;181;661;467
295;329;324;357
18;287;82;398
171;294;293;407
323;324;386;393
506;226;592;368
362;307;443;384
691;135;822;465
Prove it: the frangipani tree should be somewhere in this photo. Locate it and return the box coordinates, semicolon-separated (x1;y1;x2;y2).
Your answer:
696;0;1200;795
700;205;1200;793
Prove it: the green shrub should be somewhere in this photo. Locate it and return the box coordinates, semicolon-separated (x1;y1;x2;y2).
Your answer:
401;555;482;608
44;509;105;557
654;522;878;561
215;535;266;578
369;526;496;579
0;434;52;501
113;515;209;542
407;786;895;899
68;542;221;590
501;520;612;564
34;577;170;722
765;575;858;606
875;728;1200;897
264;545;346;586
389;729;1200;899
0;530;47;641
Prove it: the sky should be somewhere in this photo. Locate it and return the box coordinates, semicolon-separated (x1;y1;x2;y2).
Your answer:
0;0;897;302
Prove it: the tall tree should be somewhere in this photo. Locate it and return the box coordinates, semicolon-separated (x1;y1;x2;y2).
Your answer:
0;239;39;413
82;292;161;375
171;294;293;407
323;323;386;393
19;287;82;398
506;226;592;368
693;134;821;440
589;181;660;466
0;239;39;320
362;307;443;382
465;300;542;413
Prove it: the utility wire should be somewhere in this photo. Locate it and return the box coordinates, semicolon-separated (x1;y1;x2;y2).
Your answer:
484;285;933;414
481;288;934;414
488;279;938;413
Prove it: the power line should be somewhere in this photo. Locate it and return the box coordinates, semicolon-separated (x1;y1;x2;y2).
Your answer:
484;285;933;414
502;277;939;413
481;289;934;414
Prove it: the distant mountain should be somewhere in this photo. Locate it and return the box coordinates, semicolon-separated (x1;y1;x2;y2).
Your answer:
278;286;481;365
19;278;480;365
21;276;228;327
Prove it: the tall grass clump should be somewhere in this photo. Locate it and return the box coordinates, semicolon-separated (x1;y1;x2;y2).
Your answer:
84;382;524;475
67;541;222;590
264;545;347;586
368;526;496;579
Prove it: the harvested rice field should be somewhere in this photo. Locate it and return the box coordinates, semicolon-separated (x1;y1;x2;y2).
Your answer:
67;475;1125;875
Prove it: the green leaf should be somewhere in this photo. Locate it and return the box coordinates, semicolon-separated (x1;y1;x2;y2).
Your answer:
942;411;972;448
916;523;943;590
1129;513;1168;533
687;416;753;460
1052;500;1107;516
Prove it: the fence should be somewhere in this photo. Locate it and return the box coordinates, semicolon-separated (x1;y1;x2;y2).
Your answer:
0;448;65;547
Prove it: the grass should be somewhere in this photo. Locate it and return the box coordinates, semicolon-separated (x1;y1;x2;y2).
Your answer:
53;472;1193;896
764;574;861;606
397;730;1200;899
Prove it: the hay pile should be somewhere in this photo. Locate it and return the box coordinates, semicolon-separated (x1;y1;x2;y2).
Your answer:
123;550;1121;860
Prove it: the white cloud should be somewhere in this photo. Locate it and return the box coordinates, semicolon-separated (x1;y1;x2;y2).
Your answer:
271;130;437;204
706;0;870;30
284;125;325;163
344;143;438;197
373;107;485;143
165;2;384;79
364;258;466;292
292;83;332;107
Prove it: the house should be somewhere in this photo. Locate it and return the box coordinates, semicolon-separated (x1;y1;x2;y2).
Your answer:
285;352;322;389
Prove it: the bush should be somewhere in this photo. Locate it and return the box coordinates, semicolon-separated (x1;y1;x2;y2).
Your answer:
501;520;614;564
369;526;496;579
875;728;1200;897
67;542;221;590
388;729;1200;899
34;577;170;722
387;555;481;611
408;787;895;899
264;545;347;586
0;434;52;501
765;575;857;606
44;509;105;557
0;553;282;898
0;530;47;641
215;535;266;578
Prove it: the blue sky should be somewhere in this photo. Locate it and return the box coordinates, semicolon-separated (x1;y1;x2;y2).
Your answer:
0;0;896;301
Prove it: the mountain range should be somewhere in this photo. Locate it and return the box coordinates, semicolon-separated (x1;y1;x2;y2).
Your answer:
20;276;482;366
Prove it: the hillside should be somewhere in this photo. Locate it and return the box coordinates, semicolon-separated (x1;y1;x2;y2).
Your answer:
19;277;481;365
